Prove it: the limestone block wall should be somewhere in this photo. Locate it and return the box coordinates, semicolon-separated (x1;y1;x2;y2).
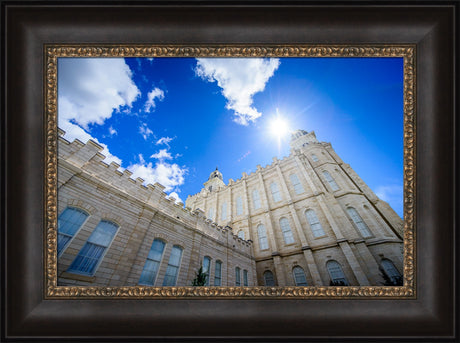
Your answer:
57;132;254;287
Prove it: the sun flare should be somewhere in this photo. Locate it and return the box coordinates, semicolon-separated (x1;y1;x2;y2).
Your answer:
269;117;290;138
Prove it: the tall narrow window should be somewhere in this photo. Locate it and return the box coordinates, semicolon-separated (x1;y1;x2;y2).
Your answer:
236;196;243;215
279;217;295;244
289;174;304;194
347;207;372;238
207;207;214;221
270;182;282;202
252;189;261;209
322;170;339;191
202;256;211;286
243;269;249;286
162;245;183;286
263;270;275;286
68;220;118;275
138;239;166;286
235;267;241;286
293;266;308;286
311;154;319;162
305;209;326;237
57;207;89;255
327;260;349;285
381;259;402;285
221;202;227;221
214;260;222;286
257;224;269;250
237;230;245;240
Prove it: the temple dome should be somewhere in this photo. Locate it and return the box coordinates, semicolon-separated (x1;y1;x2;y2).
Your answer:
208;167;223;181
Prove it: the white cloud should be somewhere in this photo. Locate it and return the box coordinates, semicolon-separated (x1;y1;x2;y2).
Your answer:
144;87;165;113
195;58;280;125
128;160;187;193
147;58;154;62
168;191;183;204
150;149;172;160
139;123;154;140
156;136;174;146
375;184;403;218
58;58;140;129
108;126;117;136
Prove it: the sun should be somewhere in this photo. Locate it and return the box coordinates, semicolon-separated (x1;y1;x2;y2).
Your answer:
269;116;290;138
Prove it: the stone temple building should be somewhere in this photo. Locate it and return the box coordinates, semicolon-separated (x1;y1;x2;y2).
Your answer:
57;128;404;287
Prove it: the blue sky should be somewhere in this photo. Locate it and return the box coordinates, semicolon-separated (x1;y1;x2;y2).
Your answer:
58;56;404;217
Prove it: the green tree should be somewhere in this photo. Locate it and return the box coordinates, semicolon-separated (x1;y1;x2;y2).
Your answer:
191;266;208;286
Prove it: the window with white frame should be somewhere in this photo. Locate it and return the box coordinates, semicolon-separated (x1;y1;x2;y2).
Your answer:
68;220;118;275
327;260;349;285
162;245;183;286
138;239;166;286
311;154;319;162
207;207;214;221
202;256;211;286
347;207;372;238
236;196;243;215
279;217;295;244
289;174;304;194
237;230;245;240
221;202;227;221
257;224;269;250
270;182;282;202
293;266;308;286
235;267;241;286
322;170;340;191
252;189;261;209
263;270;275;286
381;259;402;285
57;207;89;255
305;209;326;237
214;260;222;286
243;269;249;286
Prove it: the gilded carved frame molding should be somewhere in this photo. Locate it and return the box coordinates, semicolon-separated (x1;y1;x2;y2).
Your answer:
45;45;415;298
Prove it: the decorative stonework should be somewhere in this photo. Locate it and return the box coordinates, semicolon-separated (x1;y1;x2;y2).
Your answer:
45;45;415;298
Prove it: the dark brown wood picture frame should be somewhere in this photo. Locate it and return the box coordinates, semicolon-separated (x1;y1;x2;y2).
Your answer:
2;1;457;341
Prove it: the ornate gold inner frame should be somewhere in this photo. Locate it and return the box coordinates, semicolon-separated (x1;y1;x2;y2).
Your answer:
45;45;415;298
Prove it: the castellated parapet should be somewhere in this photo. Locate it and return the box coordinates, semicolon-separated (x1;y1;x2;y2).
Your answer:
57;130;254;287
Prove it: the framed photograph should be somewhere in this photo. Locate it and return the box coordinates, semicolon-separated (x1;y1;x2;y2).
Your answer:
2;1;456;341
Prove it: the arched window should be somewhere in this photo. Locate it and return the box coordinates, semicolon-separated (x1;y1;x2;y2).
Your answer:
270;182;282;202
293;266;308;286
243;269;249;286
214;260;222;286
57;207;89;255
139;239;166;286
162;245;183;286
257;224;269;250
236;196;243;215
237;230;245;240
279;217;295;244
289;174;304;194
347;207;372;237
305;209;326;237
263;270;275;286
327;260;349;285
235;267;241;286
381;259;402;285
221;202;227;221
311;154;319;162
322;170;339;191
252;189;261;209
68;220;119;275
202;256;211;286
207;207;214;221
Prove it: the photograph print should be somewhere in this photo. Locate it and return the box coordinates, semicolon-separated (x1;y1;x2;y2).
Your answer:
56;55;405;288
